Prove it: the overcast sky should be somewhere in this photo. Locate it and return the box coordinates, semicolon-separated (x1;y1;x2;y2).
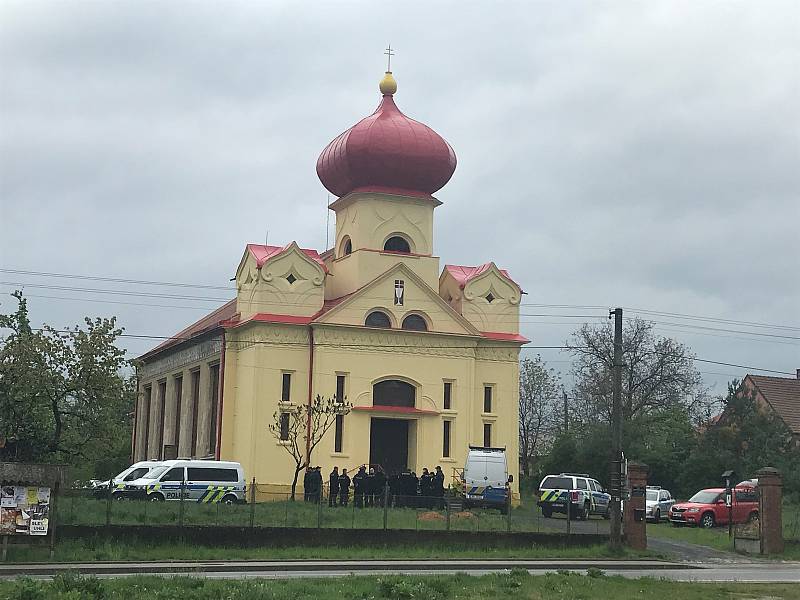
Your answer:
1;1;798;394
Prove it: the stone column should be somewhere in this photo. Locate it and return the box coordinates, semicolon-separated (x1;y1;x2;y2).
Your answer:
757;467;784;555
624;461;648;551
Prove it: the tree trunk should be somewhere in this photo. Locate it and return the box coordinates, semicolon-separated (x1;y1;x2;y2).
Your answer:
290;464;303;501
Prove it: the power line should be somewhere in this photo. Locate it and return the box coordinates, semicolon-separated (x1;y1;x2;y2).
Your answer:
3;267;798;331
26;327;797;376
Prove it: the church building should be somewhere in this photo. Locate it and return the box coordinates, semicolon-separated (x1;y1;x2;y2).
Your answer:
133;69;527;498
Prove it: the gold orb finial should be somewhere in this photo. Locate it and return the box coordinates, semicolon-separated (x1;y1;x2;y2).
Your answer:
379;71;397;96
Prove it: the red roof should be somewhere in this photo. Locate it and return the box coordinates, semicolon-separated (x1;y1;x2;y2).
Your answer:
138;299;237;361
444;263;519;290
316;87;456;198
481;331;530;343
246;243;329;273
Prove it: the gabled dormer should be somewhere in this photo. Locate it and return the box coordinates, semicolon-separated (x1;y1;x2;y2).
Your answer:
235;242;328;320
440;263;522;335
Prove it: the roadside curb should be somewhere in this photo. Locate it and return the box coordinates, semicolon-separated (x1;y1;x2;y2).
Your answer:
0;559;699;577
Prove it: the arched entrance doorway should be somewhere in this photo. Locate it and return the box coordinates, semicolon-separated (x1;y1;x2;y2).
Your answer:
369;380;416;474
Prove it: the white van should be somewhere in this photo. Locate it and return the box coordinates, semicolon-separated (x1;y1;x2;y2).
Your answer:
123;459;246;504
92;461;163;498
462;446;512;513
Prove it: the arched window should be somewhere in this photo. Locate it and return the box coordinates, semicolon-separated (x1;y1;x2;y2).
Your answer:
342;237;352;256
373;380;416;408
365;310;392;328
383;236;411;253
401;314;428;331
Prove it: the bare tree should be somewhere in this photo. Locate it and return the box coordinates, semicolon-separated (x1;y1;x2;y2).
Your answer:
519;355;561;476
566;317;712;425
268;394;352;500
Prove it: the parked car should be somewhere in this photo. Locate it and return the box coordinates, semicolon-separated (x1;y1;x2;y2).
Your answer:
122;459;247;504
645;486;675;523
537;473;610;520
668;484;759;528
462;446;512;513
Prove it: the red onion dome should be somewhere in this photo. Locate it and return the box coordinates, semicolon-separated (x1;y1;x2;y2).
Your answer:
316;72;457;198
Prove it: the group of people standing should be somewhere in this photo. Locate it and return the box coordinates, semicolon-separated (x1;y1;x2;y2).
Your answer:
313;464;447;509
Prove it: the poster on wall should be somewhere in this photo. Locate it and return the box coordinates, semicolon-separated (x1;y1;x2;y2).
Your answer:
0;486;50;536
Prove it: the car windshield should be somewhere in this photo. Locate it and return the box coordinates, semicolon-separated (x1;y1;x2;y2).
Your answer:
688;490;720;504
144;466;168;479
646;490;659;501
540;476;572;489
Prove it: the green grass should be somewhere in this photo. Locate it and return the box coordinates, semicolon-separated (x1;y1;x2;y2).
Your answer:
4;537;648;563
57;493;581;533
3;571;800;600
647;502;800;560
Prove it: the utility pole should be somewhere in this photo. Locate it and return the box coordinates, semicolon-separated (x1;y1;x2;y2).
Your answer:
609;307;624;551
562;390;569;433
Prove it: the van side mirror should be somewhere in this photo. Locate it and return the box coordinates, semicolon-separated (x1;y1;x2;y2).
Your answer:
507;475;513;483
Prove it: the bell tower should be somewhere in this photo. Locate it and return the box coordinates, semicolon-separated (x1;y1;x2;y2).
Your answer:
316;69;457;299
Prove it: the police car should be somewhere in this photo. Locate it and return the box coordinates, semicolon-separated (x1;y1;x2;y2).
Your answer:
537;473;611;520
123;459;247;504
92;461;163;499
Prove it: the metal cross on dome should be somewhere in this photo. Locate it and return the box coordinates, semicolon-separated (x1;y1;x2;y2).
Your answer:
384;44;395;71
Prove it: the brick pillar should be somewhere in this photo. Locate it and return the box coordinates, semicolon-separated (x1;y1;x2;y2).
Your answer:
757;467;784;555
624;461;648;551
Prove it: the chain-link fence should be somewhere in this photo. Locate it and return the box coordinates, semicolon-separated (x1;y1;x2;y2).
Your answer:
58;483;609;536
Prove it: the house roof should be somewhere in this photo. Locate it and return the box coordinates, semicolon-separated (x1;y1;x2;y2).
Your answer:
443;263;519;290
137;299;237;361
746;374;800;435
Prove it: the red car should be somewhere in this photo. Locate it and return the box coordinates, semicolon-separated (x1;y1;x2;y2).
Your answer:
668;485;759;528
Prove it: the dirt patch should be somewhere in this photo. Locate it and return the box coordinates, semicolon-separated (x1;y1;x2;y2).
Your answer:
417;512;446;522
453;511;476;519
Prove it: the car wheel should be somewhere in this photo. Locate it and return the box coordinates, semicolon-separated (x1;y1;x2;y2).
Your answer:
700;512;715;528
148;493;165;502
602;508;610;519
542;506;552;518
112;492;126;501
221;494;238;506
748;511;759;522
654;509;660;524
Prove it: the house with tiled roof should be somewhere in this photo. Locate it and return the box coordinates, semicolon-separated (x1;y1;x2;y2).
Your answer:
131;69;526;499
740;372;800;442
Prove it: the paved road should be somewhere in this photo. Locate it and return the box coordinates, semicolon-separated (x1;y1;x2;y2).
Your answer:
4;559;800;583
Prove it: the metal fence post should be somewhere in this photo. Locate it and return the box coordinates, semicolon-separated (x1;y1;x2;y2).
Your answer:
506;492;512;533
143;491;148;526
446;500;451;531
178;480;185;528
317;492;322;529
105;479;113;527
249;478;256;528
383;484;389;530
566;501;571;540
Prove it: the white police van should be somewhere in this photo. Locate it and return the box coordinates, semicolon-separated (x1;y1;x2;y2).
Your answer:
462;446;513;514
123;459;246;504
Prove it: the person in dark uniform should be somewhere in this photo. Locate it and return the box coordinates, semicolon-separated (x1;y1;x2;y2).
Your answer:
387;472;399;508
328;466;339;507
397;470;412;508
353;466;366;508
365;467;375;508
338;469;350;507
373;466;387;508
303;468;312;502
433;466;445;508
312;466;323;503
410;471;419;508
419;468;432;508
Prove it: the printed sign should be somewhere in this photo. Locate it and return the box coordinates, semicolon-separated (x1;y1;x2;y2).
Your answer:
0;486;50;536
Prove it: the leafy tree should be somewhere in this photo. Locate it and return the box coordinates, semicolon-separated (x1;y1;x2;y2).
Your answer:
268;394;352;500
518;355;562;476
566;318;714;425
680;380;800;496
0;291;134;466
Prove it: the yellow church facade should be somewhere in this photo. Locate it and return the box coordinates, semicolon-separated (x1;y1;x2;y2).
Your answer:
133;71;526;498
